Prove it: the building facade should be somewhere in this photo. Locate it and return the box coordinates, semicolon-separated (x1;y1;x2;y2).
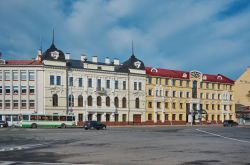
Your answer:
235;67;250;118
145;67;235;124
0;40;147;125
0;39;237;125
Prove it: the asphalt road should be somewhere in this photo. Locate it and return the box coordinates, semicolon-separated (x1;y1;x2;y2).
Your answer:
0;126;250;165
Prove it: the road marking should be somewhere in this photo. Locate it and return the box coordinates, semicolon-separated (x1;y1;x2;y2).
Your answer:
196;129;250;144
0;143;47;152
0;161;102;165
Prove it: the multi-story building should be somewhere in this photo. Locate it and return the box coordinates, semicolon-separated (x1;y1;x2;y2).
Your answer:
0;58;44;123
0;40;147;125
235;67;250;118
145;67;235;124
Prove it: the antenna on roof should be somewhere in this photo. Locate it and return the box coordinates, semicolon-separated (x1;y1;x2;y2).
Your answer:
132;40;134;56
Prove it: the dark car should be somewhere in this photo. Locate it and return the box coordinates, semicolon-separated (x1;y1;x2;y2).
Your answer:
84;121;106;130
223;120;238;127
0;120;8;128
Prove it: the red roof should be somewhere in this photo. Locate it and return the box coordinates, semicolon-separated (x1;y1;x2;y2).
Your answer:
146;67;234;84
4;60;43;65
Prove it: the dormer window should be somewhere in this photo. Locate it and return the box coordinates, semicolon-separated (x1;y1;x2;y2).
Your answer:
50;51;59;60
182;73;187;78
203;75;207;80
151;68;158;73
217;76;223;80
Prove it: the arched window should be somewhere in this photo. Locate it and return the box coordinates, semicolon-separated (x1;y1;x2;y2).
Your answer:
114;97;119;108
122;97;126;108
97;96;102;106
78;95;83;107
68;95;74;107
87;96;92;106
52;94;58;107
135;98;139;109
106;97;110;107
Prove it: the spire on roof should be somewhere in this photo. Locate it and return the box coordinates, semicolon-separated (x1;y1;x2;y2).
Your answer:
52;28;55;45
132;40;135;57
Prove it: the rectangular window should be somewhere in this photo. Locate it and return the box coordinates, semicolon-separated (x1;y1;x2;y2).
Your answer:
206;104;209;110
0;86;2;94
13;86;18;94
165;78;168;85
29;100;35;109
21;71;26;81
13;100;18;109
69;77;73;86
172;114;176;120
97;79;101;90
165;114;169;121
123;81;126;90
21;100;26;108
200;93;203;99
106;80;110;89
165;91;168;97
180;91;183;98
115;80;119;89
206;93;209;99
122;114;127;122
230;95;232;100
29;86;35;94
0;100;2;108
88;78;92;88
138;82;142;90
0;71;2;81
56;76;61;85
13;71;18;81
5;71;10;81
186;92;190;98
206;82;209;89
21;86;27;94
172;79;175;86
134;82;137;90
229;105;232;110
5;100;10;108
29;71;35;81
212;104;215;110
115;114;119;122
212;94;215;100
218;104;220;110
157;114;160;121
179;114;183;121
148;89;152;96
212;83;215;89
200;82;203;89
50;75;54;85
148;77;152;84
180;80;183;86
172;102;176;109
157;102;161;109
148;102;152;108
173;91;176;97
180;103;183;109
186;81;189;87
79;78;82;87
165;102;169;109
156;90;158;96
224;105;227;111
5;86;10;94
218;94;220;100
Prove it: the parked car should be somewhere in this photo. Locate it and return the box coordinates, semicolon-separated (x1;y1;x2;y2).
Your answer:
84;121;106;130
0;120;8;128
223;120;238;127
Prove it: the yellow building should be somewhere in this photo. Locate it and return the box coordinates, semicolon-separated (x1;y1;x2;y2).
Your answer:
235;67;250;118
145;67;235;125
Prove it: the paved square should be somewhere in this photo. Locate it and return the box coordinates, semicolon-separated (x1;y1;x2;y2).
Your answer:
0;126;250;165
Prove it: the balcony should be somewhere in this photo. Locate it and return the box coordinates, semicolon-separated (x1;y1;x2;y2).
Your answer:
96;87;107;95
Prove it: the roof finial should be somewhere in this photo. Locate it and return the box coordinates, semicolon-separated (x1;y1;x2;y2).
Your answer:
132;40;134;56
40;34;43;52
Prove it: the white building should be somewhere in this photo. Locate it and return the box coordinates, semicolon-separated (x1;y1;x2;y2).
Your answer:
0;40;147;125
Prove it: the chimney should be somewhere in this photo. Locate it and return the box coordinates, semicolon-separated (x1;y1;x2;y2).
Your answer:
105;57;110;64
65;53;70;60
92;56;97;63
36;49;42;61
113;58;119;65
81;54;87;62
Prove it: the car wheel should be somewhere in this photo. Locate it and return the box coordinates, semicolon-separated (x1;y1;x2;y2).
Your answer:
61;123;66;128
31;123;37;128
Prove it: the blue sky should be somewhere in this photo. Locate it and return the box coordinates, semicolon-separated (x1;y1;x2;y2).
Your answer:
0;0;250;80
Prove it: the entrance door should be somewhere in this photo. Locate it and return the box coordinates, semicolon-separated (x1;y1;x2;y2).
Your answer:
186;103;190;123
88;114;92;121
133;114;141;124
97;114;102;122
78;114;83;121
